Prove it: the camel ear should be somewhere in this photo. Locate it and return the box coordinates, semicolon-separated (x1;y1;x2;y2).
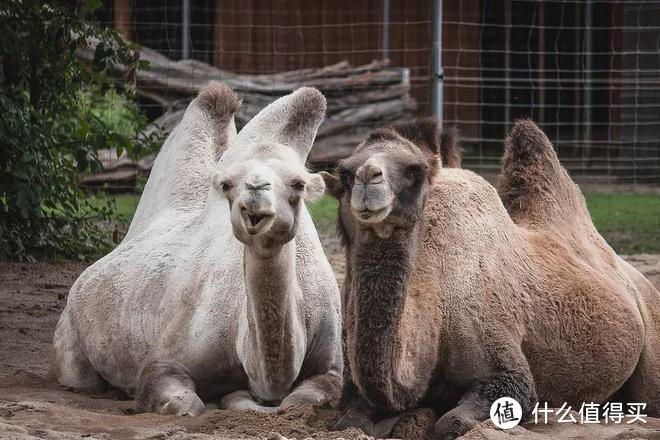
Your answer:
233;87;326;161
389;117;440;155
304;173;325;202
319;171;342;199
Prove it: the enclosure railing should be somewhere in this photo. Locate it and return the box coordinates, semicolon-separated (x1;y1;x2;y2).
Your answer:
96;0;660;188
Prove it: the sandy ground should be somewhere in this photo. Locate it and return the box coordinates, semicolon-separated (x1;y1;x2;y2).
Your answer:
1;242;659;440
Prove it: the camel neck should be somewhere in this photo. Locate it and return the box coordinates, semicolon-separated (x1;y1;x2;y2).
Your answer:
241;240;305;402
348;222;423;411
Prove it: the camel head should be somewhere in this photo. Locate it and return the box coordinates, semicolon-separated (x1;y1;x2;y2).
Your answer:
323;118;454;239
213;87;326;250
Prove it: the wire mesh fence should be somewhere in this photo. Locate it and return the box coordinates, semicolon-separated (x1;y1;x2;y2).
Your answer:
452;0;660;187
93;0;660;189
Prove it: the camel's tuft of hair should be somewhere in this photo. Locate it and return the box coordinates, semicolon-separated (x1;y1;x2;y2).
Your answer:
390;118;462;169
498;118;588;228
500;119;559;187
364;127;400;145
390;117;441;154
499;119;556;212
196;81;241;120
504;119;556;164
284;87;327;134
439;127;461;168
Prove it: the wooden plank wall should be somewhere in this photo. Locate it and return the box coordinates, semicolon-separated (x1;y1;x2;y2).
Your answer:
211;0;438;115
104;0;480;134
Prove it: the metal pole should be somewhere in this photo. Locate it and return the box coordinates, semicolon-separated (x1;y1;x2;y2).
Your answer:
382;0;390;60
504;1;511;128
584;0;592;151
431;0;443;124
182;0;191;59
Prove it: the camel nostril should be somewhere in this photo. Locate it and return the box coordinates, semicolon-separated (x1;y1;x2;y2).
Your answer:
356;162;384;183
246;182;272;191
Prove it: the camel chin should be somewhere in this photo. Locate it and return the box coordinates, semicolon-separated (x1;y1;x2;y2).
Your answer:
323;117;659;439
50;82;342;416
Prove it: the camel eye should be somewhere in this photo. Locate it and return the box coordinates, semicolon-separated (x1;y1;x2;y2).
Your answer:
220;181;232;192
405;165;424;183
292;180;305;191
339;169;354;188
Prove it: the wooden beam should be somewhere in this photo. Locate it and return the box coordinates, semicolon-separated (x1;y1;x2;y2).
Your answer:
114;0;133;41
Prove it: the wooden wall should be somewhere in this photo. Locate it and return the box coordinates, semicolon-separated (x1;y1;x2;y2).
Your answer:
213;0;479;124
105;0;479;137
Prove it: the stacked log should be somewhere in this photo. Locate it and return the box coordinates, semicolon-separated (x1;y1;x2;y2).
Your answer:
80;43;416;176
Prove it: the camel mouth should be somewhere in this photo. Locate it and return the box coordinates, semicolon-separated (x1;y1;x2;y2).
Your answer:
244;213;274;234
352;205;390;223
248;214;266;227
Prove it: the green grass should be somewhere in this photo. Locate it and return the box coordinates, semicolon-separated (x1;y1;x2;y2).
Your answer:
113;194;141;222
94;193;659;254
307;195;339;235
88;194;140;223
584;193;660;254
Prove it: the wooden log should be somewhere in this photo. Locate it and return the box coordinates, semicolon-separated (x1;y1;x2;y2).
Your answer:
78;39;416;181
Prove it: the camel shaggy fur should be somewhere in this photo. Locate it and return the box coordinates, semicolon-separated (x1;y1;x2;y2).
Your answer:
322;118;659;439
51;82;342;415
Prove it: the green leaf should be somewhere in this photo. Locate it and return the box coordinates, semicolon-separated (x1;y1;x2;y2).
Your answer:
85;0;103;13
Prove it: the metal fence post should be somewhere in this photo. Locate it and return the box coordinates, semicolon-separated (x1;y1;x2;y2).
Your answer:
382;0;390;59
584;0;593;152
431;0;443;124
182;0;191;59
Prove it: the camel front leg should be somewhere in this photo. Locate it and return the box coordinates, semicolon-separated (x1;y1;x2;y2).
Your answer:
433;369;537;440
220;371;340;412
334;375;404;438
280;337;344;409
279;370;341;409
220;390;278;412
136;361;205;416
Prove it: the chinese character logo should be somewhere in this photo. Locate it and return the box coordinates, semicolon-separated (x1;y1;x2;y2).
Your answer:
490;397;523;430
531;401;648;425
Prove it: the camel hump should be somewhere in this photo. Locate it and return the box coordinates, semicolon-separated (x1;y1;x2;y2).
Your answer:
440;127;461;168
124;82;242;239
497;119;590;230
195;81;241;124
192;81;241;150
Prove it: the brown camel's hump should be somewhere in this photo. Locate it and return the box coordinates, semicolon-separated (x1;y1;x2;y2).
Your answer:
497;119;591;232
440;127;461;168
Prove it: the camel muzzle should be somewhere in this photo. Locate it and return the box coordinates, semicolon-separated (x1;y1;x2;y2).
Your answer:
350;181;394;224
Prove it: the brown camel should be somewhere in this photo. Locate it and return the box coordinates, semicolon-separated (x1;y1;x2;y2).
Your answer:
321;118;660;439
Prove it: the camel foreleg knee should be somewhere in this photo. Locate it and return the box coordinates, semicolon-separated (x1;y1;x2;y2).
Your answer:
335;376;385;436
433;370;537;440
219;390;278;412
279;370;341;409
136;361;204;416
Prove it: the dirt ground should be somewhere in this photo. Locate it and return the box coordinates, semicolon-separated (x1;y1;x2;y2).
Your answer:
1;244;659;440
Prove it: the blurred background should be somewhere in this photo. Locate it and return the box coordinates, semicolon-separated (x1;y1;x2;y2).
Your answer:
93;0;660;186
1;0;658;259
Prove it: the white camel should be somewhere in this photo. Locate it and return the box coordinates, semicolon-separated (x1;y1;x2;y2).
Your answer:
51;82;343;416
